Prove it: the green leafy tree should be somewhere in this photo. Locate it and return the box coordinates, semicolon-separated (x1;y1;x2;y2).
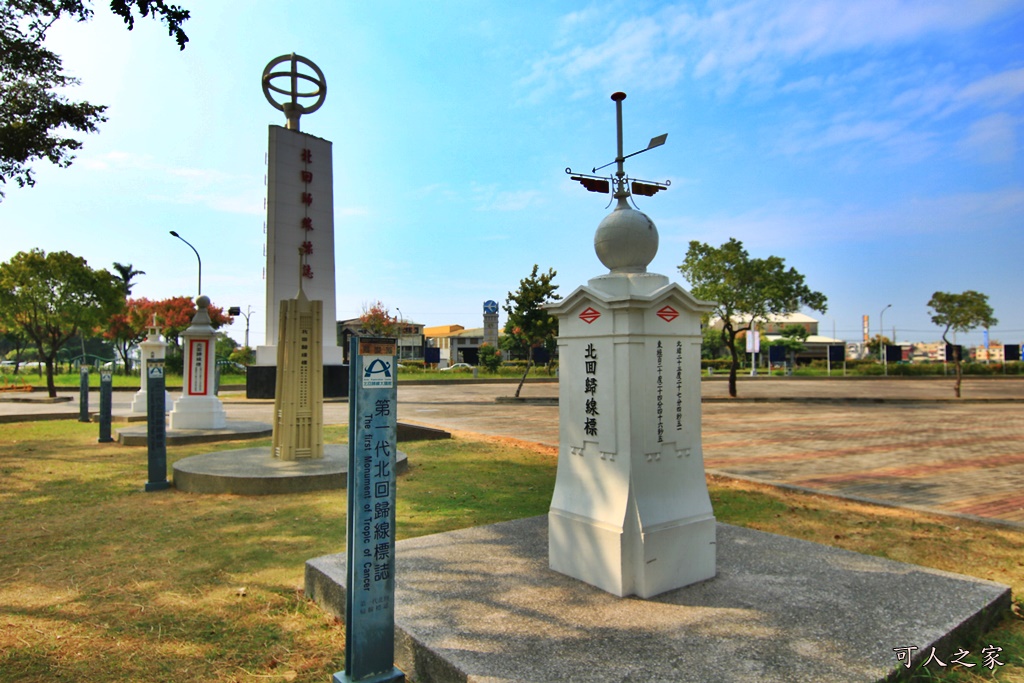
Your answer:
0;249;123;396
1;1;190;199
771;324;809;368
928;290;997;398
215;331;238;359
477;342;501;373
0;324;30;372
865;334;892;359
229;346;255;367
701;324;726;360
502;264;560;398
679;238;827;397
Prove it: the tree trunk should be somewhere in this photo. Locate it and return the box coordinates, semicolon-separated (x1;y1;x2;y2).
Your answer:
955;358;963;398
44;358;57;398
726;339;739;398
514;359;533;399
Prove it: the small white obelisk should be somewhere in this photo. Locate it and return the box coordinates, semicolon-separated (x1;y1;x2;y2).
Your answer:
131;316;172;413
169;296;227;430
547;92;717;599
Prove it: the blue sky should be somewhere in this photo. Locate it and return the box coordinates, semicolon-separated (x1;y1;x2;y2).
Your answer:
2;1;1022;348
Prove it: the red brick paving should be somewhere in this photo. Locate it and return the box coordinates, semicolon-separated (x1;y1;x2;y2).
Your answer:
6;378;1023;527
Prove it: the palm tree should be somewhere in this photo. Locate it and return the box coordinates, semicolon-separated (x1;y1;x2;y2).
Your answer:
112;262;145;296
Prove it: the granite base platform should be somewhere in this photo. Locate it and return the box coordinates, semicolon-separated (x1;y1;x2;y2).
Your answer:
173;445;408;495
306;516;1010;683
116;420;273;446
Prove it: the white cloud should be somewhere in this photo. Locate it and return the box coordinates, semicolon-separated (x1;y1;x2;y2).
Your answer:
73;151;263;215
953;67;1024;110
521;1;1023;102
958;113;1020;164
471;184;544;212
661;185;1024;250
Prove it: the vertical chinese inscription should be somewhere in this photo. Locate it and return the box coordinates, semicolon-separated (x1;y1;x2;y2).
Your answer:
299;147;314;279
656;340;664;443
346;337;399;678
675;340;684;430
189;339;207;395
584;342;599;437
356;399;394;593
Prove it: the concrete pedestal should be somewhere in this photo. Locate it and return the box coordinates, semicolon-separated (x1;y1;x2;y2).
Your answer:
168;395;227;430
130;390;172;414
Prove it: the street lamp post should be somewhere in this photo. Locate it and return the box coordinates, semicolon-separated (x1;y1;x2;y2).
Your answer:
242;306;254;348
169;231;202;297
395;307;403;360
880;304;892;375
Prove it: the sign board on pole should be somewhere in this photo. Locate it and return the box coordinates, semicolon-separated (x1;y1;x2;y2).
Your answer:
338;337;404;683
885;345;902;364
745;329;760;354
827;345;845;363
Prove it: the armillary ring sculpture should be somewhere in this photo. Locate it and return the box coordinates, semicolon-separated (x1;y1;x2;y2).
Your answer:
262;53;327;132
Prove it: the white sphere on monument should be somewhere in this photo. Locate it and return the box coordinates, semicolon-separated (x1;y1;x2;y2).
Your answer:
594;197;659;273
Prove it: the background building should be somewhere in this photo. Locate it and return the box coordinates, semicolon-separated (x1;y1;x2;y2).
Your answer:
424;325;485;367
336;319;425;363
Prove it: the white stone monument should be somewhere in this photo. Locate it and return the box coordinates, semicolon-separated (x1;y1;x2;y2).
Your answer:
169;296;227;430
547;92;716;599
256;54;343;368
131;316;172;414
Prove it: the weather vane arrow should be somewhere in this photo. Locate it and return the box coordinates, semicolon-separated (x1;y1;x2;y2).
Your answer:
567;91;671;200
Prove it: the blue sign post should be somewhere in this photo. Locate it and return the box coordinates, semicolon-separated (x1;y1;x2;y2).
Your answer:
145;359;170;492
336;337;404;683
98;366;114;443
78;366;90;422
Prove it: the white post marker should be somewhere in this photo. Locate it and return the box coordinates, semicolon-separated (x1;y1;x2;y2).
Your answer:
168;296;227;430
552;92;717;599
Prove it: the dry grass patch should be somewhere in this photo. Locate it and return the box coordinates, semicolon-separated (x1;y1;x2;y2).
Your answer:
1;420;1020;682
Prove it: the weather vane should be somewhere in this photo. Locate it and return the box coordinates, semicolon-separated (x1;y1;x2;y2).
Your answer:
262;53;327;132
566;91;670;203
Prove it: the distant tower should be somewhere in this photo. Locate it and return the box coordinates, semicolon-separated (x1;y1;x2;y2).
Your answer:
272;269;324;460
483;300;499;349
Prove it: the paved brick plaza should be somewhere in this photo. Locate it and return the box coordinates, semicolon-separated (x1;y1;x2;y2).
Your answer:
6;377;1022;526
396;377;1024;528
701;400;1024;525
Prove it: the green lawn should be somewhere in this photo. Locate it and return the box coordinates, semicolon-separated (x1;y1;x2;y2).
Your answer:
0;421;1020;682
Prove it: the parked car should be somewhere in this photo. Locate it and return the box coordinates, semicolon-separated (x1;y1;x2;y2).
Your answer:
440;363;473;372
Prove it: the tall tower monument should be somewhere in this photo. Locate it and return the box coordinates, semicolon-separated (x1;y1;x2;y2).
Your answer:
250;54;345;398
548;93;716;599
